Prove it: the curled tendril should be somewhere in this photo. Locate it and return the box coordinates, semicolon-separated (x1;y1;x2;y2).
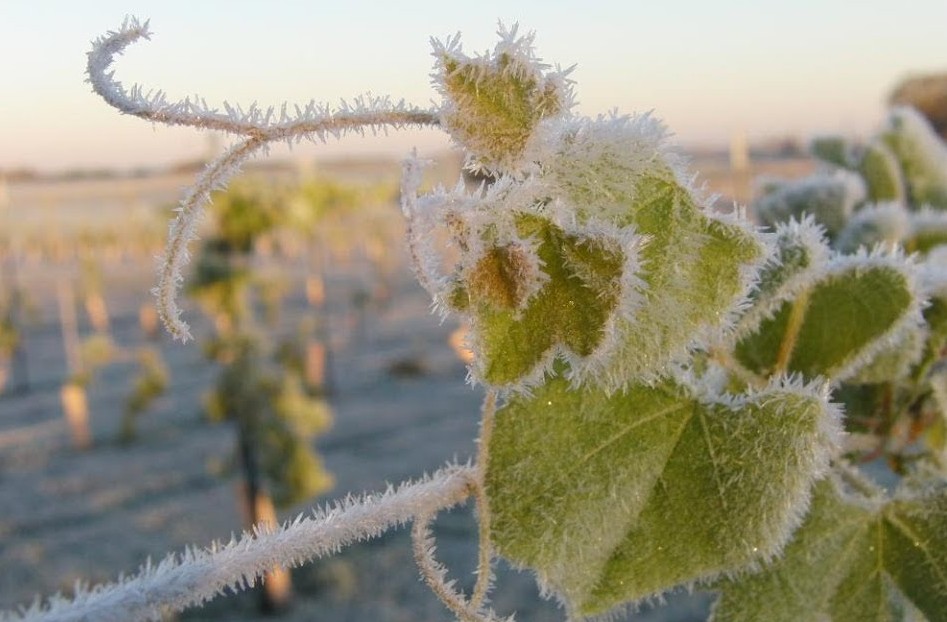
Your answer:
86;17;439;341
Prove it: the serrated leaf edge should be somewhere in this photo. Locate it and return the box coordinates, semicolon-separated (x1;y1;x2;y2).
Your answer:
430;23;575;175
509;374;844;621
730;242;926;384
465;207;649;394
731;216;831;341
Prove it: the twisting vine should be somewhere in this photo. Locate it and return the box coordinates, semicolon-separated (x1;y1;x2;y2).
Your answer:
87;17;439;341
0;16;495;622
3;465;477;622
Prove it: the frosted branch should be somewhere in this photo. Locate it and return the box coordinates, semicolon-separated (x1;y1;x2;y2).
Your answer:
152;136;267;340
87;17;441;340
87;17;438;138
4;464;476;622
471;390;498;610
411;510;510;622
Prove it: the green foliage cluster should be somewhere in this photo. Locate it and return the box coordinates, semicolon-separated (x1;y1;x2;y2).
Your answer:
120;347;169;443
203;337;333;506
0;300;20;358
191;179;336;509
758;106;947;247
408;28;947;621
73;17;947;622
69;333;115;388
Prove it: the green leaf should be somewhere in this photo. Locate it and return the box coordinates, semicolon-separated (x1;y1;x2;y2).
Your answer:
858;138;907;204
735;256;920;382
453;213;628;386
485;375;839;618
882;107;947;210
812;135;854;169
754;171;866;238
540;119;764;384
434;28;568;173
609;176;762;381
711;474;947;622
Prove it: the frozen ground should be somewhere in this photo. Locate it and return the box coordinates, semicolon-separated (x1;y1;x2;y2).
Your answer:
0;156;809;620
0;245;715;622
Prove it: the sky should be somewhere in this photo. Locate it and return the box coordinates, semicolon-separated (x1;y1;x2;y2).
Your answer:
2;0;947;173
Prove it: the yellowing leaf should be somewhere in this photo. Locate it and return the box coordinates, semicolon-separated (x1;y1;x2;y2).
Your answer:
453;214;628;387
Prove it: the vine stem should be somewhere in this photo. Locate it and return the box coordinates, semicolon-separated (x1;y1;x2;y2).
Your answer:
411;510;512;622
5;465;476;622
471;389;498;610
774;288;811;374
86;17;440;340
409;392;499;620
708;345;766;389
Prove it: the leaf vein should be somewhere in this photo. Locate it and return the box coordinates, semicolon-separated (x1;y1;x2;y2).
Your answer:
885;511;947;593
697;410;728;512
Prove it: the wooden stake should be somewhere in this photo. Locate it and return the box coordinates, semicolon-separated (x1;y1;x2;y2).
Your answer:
57;281;81;375
305;274;325;308
85;293;111;334
58;281;92;449
139;303;159;340
305;340;326;391
61;382;92;450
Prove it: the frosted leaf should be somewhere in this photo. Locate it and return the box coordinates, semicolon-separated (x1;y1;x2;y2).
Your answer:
539;113;683;225
538;114;765;387
882;107;947;210
448;211;642;388
858;138;907;204
432;24;573;175
735;250;924;383
754;169;867;237
408;171;645;391
408;112;762;391
836;202;910;254
485;375;840;618
711;472;947;622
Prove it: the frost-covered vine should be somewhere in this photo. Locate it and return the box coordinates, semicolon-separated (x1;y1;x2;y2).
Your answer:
87;17;438;341
2;465;475;622
6;15;947;622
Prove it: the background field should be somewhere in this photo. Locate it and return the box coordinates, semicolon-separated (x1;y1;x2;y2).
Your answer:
0;151;813;621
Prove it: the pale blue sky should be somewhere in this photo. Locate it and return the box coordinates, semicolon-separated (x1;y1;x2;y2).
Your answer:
2;1;947;172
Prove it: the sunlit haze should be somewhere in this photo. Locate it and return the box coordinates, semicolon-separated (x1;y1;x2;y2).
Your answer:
2;0;946;173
